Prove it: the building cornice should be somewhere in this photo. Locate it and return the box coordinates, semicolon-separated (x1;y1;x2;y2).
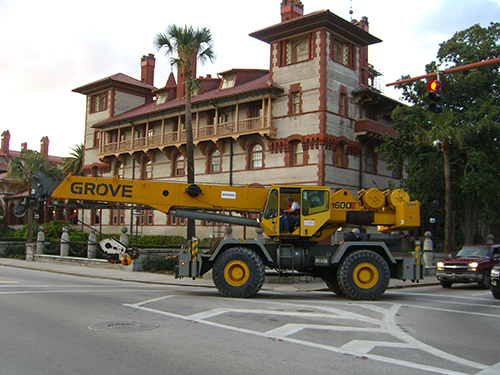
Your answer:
249;10;381;46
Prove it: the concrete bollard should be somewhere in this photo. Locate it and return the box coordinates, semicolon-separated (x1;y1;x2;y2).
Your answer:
120;227;129;247
255;227;265;243
87;228;98;259
36;226;45;254
26;242;35;261
486;234;494;244
60;227;69;256
224;225;233;240
423;231;434;268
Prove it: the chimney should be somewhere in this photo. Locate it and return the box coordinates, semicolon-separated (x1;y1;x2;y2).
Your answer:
141;53;156;86
21;142;27;152
1;130;10;153
40;136;49;158
355;16;370;86
355;16;369;32
280;0;304;22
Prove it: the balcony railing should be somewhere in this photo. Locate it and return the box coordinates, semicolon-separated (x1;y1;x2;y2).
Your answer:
99;116;274;157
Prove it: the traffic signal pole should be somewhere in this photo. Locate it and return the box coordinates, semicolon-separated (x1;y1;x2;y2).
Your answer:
386;57;500;87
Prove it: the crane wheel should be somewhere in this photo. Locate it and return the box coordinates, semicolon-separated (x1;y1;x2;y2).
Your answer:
322;270;344;296
337;250;390;300
213;247;265;298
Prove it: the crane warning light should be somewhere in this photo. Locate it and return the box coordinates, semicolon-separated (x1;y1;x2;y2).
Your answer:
426;80;443;114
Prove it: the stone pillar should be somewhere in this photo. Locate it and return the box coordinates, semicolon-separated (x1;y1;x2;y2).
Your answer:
87;228;98;259
255;227;265;243
26;243;35;261
423;231;434;268
486;234;494;244
36;226;45;254
120;227;129;247
60;227;69;256
224;225;233;240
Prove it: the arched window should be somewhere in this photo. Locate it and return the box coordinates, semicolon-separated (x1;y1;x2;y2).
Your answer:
210;149;221;173
286;35;310;65
174;154;185;176
250;144;263;169
292;142;303;165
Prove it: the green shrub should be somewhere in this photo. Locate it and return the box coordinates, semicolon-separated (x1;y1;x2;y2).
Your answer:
141;255;178;272
4;244;26;259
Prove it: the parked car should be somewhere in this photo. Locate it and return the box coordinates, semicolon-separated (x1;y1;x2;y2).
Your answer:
436;244;500;289
490;264;500;299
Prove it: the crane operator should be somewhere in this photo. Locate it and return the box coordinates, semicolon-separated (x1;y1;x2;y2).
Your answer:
280;196;300;233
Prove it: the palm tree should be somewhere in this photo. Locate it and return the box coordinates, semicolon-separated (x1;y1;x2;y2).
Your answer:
154;24;215;240
7;149;59;189
60;144;83;176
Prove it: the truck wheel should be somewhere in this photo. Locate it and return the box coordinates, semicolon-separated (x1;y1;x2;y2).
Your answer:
213;247;265;298
440;280;453;288
322;270;344;296
492;287;500;299
337;250;390;300
478;270;491;289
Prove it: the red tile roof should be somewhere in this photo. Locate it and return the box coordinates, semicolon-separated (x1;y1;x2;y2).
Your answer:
73;73;155;95
93;72;283;128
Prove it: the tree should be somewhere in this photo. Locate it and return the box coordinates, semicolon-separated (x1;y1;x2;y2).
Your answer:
381;22;500;252
60;144;83;176
7;149;59;189
154;24;215;240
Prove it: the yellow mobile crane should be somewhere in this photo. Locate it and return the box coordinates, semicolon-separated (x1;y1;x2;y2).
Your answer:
20;172;421;300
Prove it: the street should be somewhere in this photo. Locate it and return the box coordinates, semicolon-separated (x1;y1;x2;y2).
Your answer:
1;265;499;375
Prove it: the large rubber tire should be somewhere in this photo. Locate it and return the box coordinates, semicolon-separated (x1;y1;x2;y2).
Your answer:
478;270;491;289
492;286;500;299
440;280;453;288
322;270;345;296
337;250;390;300
212;247;265;298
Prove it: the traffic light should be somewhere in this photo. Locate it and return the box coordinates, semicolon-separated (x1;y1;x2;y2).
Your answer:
427;80;442;114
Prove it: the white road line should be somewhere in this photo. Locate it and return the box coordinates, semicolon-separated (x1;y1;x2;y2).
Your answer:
124;302;474;375
389;291;500;306
339;340;414;353
265;323;386;337
405;304;500;319
129;295;175;307
475;361;500;374
0;288;167;296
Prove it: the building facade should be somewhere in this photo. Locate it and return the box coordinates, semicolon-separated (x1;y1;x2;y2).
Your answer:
76;0;402;239
0;130;64;226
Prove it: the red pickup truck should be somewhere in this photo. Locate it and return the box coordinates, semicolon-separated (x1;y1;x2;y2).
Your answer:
436;244;500;288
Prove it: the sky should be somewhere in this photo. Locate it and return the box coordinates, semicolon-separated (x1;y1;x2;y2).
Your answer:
0;0;499;157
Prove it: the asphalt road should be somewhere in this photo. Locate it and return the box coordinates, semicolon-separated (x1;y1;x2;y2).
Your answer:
1;265;499;375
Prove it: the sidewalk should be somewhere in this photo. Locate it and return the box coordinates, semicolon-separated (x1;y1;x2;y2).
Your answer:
0;257;440;292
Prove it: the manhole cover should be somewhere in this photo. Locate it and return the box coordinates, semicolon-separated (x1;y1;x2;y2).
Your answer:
88;321;159;332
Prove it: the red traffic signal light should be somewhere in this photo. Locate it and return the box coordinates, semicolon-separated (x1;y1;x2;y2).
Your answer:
427;80;442;114
427;80;441;92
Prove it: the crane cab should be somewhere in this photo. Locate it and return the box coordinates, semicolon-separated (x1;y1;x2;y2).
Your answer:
260;185;332;240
